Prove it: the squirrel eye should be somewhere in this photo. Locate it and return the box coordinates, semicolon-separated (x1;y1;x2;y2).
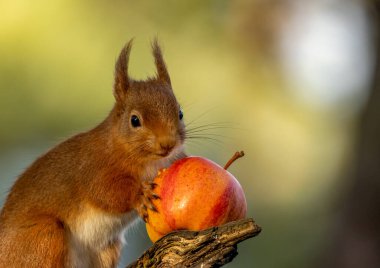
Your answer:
130;115;141;128
179;109;184;120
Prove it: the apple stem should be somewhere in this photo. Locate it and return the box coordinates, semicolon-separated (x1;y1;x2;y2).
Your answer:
224;151;245;170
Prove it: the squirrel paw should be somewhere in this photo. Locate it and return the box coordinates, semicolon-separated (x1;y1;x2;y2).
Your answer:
136;181;160;223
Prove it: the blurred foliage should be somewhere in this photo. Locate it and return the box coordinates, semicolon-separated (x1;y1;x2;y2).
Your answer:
0;0;373;267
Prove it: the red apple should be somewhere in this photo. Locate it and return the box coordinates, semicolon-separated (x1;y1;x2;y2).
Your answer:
146;152;247;242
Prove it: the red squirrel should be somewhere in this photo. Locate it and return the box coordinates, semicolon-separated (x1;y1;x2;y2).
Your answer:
0;39;186;267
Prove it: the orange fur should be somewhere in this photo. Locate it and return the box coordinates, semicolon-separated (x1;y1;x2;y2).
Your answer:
0;39;186;267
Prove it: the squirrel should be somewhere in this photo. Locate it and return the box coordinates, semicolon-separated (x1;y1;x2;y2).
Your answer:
0;39;186;267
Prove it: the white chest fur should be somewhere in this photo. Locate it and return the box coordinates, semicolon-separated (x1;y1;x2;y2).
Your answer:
68;204;139;267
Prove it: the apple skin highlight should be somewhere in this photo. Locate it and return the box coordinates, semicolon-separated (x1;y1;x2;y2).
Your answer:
146;156;247;242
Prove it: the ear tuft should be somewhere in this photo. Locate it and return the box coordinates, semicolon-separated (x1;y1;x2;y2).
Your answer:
152;38;171;85
114;39;133;103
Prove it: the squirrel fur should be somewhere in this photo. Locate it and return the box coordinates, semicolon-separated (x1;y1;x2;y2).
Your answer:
0;39;186;268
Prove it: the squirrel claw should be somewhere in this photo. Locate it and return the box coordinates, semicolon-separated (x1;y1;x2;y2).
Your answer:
137;181;160;222
149;204;158;212
151;193;160;200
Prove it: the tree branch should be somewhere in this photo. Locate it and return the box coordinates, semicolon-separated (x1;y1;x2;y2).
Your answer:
127;218;261;268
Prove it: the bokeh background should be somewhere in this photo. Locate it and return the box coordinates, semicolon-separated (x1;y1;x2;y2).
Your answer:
1;0;379;267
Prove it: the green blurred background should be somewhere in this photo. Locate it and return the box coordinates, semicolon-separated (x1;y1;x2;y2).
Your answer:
1;0;379;267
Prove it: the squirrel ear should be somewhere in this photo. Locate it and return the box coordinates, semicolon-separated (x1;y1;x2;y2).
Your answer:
114;39;133;103
152;38;171;86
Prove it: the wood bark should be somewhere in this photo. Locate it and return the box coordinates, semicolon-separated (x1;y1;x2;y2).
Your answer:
126;218;261;268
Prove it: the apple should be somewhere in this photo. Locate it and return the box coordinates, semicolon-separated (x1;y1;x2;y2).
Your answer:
146;152;247;242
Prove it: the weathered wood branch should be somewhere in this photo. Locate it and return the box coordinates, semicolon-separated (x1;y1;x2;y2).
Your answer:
127;218;261;268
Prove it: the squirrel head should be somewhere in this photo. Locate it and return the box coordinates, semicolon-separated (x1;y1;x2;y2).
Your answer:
110;39;185;167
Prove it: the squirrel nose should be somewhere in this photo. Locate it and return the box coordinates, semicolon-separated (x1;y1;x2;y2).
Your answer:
158;138;176;156
160;142;175;153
